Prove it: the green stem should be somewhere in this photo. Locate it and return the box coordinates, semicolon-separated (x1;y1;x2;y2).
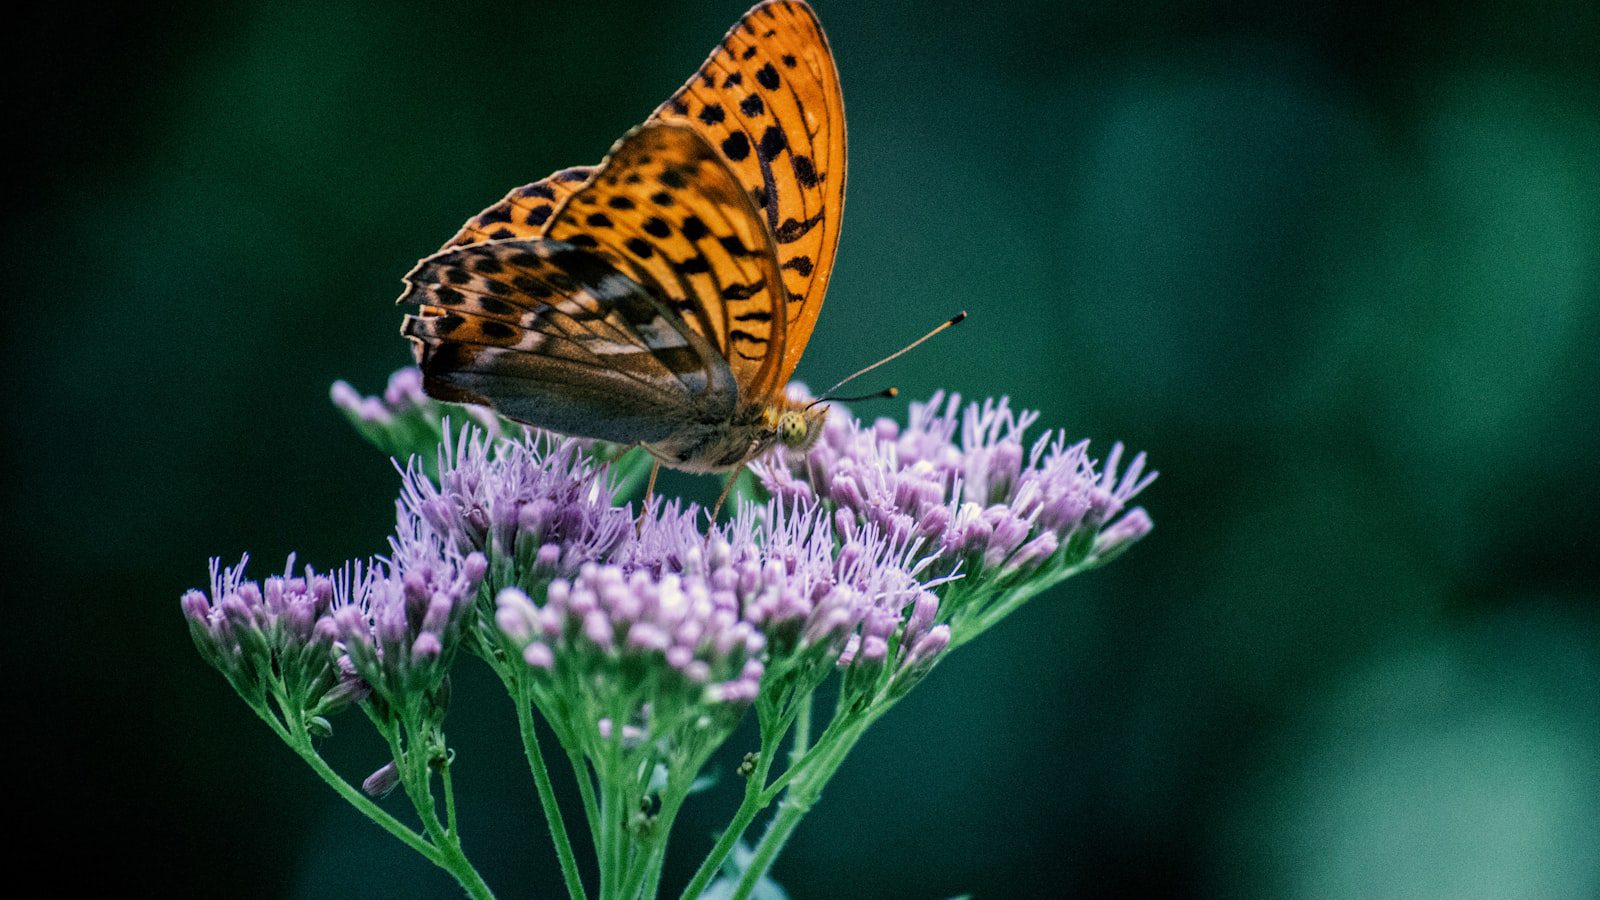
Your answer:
441;756;461;840
570;748;603;850
731;716;875;900
509;675;589;900
599;719;630;900
284;730;441;866
954;563;1092;648
788;695;813;769
678;756;772;899
255;705;494;900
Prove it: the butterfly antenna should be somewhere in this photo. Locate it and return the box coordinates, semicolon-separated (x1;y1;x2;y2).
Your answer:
811;311;967;405
826;386;899;404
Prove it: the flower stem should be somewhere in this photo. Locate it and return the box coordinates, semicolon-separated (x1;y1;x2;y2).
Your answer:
789;695;813;768
679;698;801;899
569;748;603;850
731;714;876;900
508;671;589;900
257;705;495;900
678;760;770;899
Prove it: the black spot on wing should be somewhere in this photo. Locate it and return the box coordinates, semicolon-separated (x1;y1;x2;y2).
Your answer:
782;255;814;276
480;206;512;224
755;63;780;90
720;282;763;300
774;214;824;244
698;103;725;124
792;155;819;188
739;95;765;117
480;320;516;340
758;125;787;160
721;132;751;162
680;216;709;241
674;255;711;275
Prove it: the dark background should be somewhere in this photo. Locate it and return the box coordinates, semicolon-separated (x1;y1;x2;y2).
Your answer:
7;0;1598;896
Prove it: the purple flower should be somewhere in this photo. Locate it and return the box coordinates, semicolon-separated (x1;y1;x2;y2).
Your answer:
400;428;631;579
496;556;766;716
330;543;487;698
183;555;342;707
754;392;1156;578
361;761;401;798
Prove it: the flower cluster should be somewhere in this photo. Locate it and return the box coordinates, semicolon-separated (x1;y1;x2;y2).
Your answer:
185;364;1156;899
183;543;485;721
755;392;1156;580
493;497;948;755
400;429;633;586
332;532;487;702
182;556;342;709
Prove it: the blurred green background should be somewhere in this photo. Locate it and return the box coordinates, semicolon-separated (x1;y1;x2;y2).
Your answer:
7;0;1598;896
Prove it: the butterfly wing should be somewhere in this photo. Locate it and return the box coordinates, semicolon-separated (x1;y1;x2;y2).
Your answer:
651;0;845;387
542;122;790;403
398;237;736;444
439;165;598;248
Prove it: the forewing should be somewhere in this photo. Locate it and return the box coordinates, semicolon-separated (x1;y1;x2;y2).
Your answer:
543;122;789;401
398;238;736;443
440;165;598;249
651;0;845;385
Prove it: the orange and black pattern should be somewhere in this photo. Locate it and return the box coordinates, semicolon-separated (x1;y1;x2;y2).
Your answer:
440;166;598;249
542;123;788;399
652;0;845;385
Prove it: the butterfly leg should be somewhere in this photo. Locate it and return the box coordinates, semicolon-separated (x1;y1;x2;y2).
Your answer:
710;465;744;520
636;460;662;533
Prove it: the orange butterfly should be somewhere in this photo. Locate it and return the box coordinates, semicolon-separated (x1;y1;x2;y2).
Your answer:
400;0;845;509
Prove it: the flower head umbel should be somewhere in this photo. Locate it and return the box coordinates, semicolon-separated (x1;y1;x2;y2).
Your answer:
755;392;1155;638
184;556;347;722
401;428;633;596
330;529;488;704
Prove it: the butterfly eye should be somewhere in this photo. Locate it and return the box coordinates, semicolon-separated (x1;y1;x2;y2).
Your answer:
777;412;809;448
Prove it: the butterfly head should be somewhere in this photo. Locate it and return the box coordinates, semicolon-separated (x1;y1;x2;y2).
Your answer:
766;403;828;455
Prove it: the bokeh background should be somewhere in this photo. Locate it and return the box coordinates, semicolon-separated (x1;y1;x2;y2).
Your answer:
8;0;1598;896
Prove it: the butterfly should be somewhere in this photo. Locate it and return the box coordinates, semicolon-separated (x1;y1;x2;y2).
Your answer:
399;0;845;509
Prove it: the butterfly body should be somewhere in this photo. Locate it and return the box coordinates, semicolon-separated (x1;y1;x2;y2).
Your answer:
643;400;825;473
400;1;844;478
